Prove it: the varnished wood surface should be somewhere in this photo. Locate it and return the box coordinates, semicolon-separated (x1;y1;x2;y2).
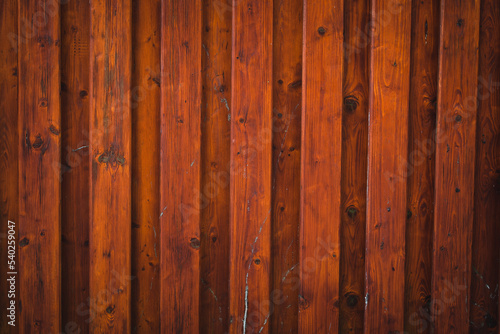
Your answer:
0;0;498;332
131;0;161;332
18;0;61;332
403;0;439;333
200;0;232;333
300;0;343;332
228;1;273;333
364;0;412;332
431;0;481;332
61;0;90;331
339;0;369;331
470;0;499;332
89;0;132;331
270;0;302;332
0;0;18;333
160;0;202;332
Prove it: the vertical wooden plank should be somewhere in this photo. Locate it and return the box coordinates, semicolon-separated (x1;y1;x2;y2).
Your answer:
339;0;369;332
403;0;439;332
0;0;18;332
470;0;499;331
61;0;90;331
18;0;61;332
431;0;481;331
228;0;273;333
364;0;411;332
160;0;201;332
300;0;343;332
200;0;231;332
89;0;132;332
270;0;302;332
131;0;161;332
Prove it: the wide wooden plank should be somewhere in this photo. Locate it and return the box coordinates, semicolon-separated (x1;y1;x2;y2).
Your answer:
403;0;439;332
470;0;499;331
60;0;90;331
200;0;232;332
89;0;132;331
160;0;202;332
299;0;343;332
270;0;302;332
131;0;161;332
228;0;273;333
431;0;481;331
0;0;18;332
339;0;369;332
364;0;412;332
18;1;61;332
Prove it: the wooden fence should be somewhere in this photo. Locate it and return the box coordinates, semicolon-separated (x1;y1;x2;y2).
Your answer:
0;0;498;333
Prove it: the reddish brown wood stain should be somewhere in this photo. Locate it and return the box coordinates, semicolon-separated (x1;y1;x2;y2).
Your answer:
1;0;499;333
89;0;132;332
18;0;61;332
160;1;202;332
364;0;412;332
131;0;161;332
61;0;90;331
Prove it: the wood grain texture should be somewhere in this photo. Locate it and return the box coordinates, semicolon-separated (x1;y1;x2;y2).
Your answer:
339;0;369;331
200;0;232;332
403;0;439;332
431;0;481;332
18;0;61;332
61;0;90;331
364;0;411;332
300;0;343;332
0;0;17;332
160;0;202;332
131;0;161;332
228;0;273;333
89;0;132;331
470;0;500;331
270;0;302;332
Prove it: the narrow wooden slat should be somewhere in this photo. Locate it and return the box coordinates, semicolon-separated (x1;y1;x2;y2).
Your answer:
18;1;61;332
403;0;439;332
89;0;132;331
131;0;161;332
300;0;343;332
200;0;232;331
339;0;369;331
0;0;18;332
160;0;202;332
61;0;90;331
228;0;273;333
270;0;302;332
364;0;412;331
431;0;481;331
470;0;499;331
